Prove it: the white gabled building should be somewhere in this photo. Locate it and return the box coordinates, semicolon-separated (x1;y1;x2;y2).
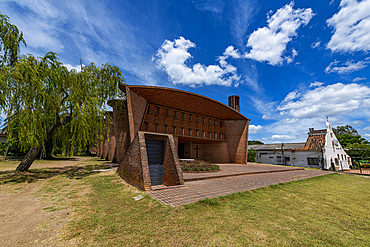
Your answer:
322;120;351;170
249;120;351;170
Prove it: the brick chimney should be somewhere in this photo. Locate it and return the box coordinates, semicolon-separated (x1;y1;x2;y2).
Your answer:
228;95;240;112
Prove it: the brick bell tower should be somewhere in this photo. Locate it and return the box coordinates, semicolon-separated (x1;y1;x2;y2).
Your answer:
228;94;240;112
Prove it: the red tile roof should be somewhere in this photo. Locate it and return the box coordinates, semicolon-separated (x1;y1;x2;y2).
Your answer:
294;134;326;151
121;84;249;120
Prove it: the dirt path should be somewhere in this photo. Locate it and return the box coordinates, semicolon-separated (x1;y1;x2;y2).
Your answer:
0;181;69;246
0;157;97;246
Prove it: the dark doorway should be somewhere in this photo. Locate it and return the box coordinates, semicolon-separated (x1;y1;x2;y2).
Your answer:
145;139;164;186
178;143;185;159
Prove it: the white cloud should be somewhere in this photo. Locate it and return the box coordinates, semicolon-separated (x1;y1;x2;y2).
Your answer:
363;133;370;137
223;46;241;59
325;59;369;74
192;0;225;14
327;0;370;52
249;124;263;134
64;64;84;72
353;77;367;82
251;97;277;120
154;37;241;87
271;134;295;140
245;2;314;65
283;90;301;102
218;46;241;67
278;83;370;118
311;41;321;49
310;81;324;87
352;120;364;126
230;0;256;49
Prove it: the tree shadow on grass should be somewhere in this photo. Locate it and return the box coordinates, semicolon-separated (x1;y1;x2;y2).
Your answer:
0;164;112;185
39;157;79;161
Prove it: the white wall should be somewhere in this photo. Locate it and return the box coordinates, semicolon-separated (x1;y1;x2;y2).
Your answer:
258;150;322;168
323;121;351;170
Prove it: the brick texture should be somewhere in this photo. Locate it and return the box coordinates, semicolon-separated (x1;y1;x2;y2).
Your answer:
225;120;249;164
116;131;184;191
197;142;229;163
123;85;147;143
116;132;148;190
111;100;130;164
106;112;116;162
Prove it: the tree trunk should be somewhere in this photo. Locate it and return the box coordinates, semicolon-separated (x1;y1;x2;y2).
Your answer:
14;145;43;172
14;115;71;173
4;142;10;160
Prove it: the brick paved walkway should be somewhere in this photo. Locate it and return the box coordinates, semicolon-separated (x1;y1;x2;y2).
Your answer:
183;163;303;181
148;166;331;206
345;169;370;175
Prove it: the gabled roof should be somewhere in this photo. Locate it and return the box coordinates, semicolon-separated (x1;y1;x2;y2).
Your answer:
294;133;326;151
120;84;249;121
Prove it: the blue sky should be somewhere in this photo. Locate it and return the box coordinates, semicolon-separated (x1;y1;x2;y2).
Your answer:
1;0;370;143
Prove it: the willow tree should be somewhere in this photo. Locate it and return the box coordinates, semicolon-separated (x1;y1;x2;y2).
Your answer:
0;12;26;109
0;12;26;67
1;52;125;172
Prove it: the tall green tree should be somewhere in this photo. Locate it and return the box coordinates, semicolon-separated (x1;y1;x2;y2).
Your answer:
333;125;369;147
346;143;370;158
0;12;26;111
1;52;125;172
0;12;26;67
336;134;369;147
248;140;264;145
333;124;359;136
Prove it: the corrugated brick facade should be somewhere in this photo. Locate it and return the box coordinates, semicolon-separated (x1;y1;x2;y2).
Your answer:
98;84;250;190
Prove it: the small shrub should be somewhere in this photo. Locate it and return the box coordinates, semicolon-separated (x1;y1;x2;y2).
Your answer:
180;160;220;172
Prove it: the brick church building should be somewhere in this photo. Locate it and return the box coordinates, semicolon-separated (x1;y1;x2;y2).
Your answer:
97;83;250;190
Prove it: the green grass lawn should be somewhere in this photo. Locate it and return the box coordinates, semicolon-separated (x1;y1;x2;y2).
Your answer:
1;158;370;246
64;171;370;245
